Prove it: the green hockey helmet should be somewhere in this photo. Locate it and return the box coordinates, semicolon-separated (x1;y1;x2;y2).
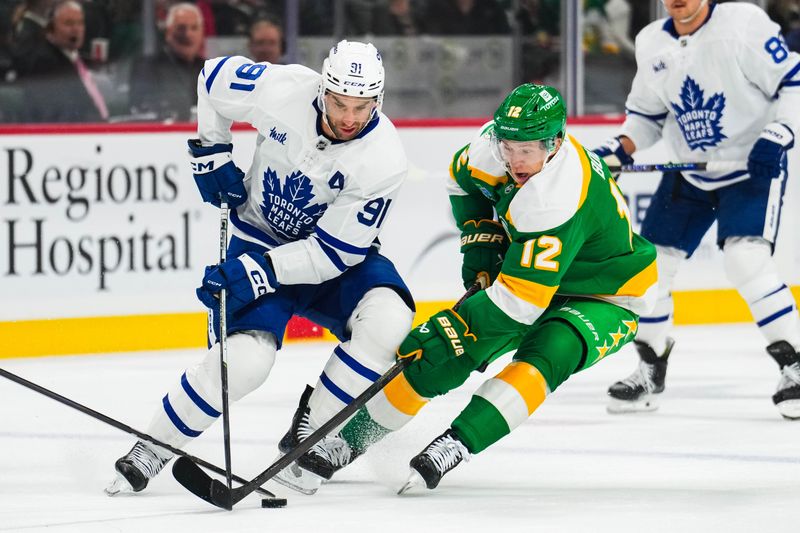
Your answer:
492;84;567;151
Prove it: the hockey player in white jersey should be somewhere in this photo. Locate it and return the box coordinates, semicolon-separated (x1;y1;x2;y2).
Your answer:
105;40;415;495
593;0;800;418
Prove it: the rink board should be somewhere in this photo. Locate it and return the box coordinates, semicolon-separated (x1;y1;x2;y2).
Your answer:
1;121;798;358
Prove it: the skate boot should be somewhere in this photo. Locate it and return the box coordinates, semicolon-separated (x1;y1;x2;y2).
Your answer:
398;429;470;494
766;341;800;420
273;385;324;495
607;337;675;414
105;440;171;495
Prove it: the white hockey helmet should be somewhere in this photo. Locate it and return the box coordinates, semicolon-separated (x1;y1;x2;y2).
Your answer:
318;40;385;116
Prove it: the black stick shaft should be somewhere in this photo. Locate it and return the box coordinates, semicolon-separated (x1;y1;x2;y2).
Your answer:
0;366;276;498
218;202;234;509
225;282;482;505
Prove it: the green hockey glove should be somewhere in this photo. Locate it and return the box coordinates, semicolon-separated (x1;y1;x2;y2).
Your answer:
460;219;508;290
398;309;479;397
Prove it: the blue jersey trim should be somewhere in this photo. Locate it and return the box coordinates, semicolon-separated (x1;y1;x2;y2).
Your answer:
687;169;748;184
205;56;232;93
229;209;282;248
757;305;795;327
320;372;354;404
626;108;668;123
639;314;670;324
662;3;715;39
314;236;348;272
229;82;255;92
757;284;788;302
312;98;381;145
315;227;370;255
162;395;202;437
181;372;221;417
334;345;381;382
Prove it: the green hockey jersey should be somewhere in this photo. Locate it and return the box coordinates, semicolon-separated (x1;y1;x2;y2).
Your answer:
448;122;658;326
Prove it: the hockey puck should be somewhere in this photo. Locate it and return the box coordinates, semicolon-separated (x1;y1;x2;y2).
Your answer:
262;498;288;508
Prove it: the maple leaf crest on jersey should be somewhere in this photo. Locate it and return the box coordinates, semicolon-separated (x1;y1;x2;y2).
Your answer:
261;168;329;240
670;76;727;152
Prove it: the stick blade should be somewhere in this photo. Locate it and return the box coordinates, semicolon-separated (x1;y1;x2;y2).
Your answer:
172;456;232;510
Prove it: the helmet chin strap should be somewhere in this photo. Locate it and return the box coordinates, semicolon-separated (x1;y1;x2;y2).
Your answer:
663;0;708;24
318;89;379;140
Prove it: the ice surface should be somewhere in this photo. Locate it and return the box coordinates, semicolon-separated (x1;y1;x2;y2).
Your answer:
1;323;798;532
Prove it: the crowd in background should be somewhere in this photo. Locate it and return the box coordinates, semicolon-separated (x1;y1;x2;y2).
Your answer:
0;0;793;123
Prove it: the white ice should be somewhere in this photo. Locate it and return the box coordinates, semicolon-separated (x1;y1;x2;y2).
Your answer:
1;323;799;533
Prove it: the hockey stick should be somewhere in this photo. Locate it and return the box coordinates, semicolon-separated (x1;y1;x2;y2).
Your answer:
607;160;745;174
0;366;277;498
172;281;483;509
217;201;234;509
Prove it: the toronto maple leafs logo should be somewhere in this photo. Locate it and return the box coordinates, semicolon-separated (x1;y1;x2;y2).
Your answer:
670;76;727;151
261;168;328;240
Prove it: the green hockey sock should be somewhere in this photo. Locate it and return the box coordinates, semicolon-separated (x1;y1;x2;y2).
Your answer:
451;395;511;454
339;406;393;454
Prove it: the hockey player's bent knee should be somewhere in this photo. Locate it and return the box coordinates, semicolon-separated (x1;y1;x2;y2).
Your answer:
515;320;585;392
348;287;414;367
723;237;776;293
189;330;277;404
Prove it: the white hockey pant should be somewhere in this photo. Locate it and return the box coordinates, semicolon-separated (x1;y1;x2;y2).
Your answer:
144;330;277;454
724;237;800;349
636;245;685;354
307;287;414;432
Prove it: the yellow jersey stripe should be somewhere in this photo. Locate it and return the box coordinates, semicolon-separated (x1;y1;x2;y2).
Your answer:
616;259;658;297
496;272;558;308
495;361;548;415
383;372;428;416
568;135;592;210
469;165;508;187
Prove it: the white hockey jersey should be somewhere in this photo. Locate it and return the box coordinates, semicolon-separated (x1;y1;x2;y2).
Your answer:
196;56;408;285
620;2;800;190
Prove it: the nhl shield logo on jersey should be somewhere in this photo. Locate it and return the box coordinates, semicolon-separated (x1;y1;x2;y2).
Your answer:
261;168;328;240
670;76;727;151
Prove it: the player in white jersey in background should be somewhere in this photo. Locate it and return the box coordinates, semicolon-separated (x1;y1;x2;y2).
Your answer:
593;0;800;418
105;40;415;495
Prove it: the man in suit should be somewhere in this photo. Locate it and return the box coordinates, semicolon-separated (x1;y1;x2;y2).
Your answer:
23;0;108;122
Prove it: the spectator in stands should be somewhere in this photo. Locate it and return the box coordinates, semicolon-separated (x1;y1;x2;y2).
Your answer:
768;0;800;52
248;17;283;63
371;0;426;36
129;2;205;121
9;0;54;75
426;0;509;35
516;0;559;83
22;0;109;122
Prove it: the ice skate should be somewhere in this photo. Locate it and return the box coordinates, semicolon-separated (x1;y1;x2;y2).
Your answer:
273;385;324;495
105;441;171;495
398;429;470;494
766;341;800;420
607;337;674;414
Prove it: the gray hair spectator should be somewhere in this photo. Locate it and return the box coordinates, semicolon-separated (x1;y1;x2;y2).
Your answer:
128;1;206;121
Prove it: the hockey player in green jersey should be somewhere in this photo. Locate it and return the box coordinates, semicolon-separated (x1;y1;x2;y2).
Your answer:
288;84;659;494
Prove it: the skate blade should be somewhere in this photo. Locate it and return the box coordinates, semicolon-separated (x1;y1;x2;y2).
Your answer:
776;399;800;420
104;473;134;496
397;469;425;495
271;460;322;496
606;394;660;414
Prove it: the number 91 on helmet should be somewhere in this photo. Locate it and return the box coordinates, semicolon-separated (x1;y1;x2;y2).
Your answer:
490;84;567;185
